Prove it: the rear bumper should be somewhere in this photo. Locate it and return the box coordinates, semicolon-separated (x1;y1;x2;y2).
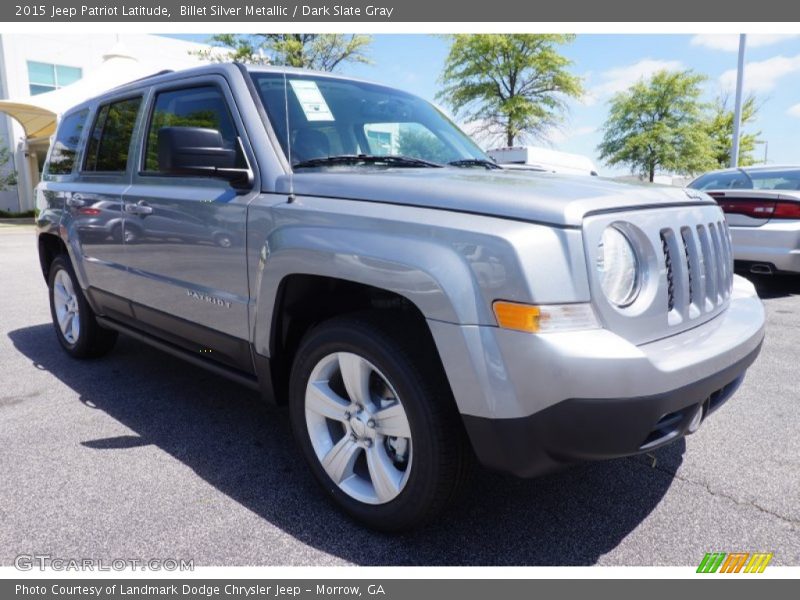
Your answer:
730;221;800;273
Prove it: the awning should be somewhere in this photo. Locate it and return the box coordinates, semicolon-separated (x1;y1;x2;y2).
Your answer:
0;42;155;139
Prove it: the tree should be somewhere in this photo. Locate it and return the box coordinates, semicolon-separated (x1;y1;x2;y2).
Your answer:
0;145;17;191
704;94;761;168
194;34;371;71
598;70;715;182
437;34;583;147
396;126;451;163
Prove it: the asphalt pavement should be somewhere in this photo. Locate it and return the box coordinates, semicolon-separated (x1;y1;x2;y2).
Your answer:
1;223;798;566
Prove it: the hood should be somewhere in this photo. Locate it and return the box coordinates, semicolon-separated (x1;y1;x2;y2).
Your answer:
276;168;714;227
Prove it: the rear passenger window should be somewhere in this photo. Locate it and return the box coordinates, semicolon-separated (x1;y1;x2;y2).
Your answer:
45;109;89;175
144;85;243;172
83;97;142;172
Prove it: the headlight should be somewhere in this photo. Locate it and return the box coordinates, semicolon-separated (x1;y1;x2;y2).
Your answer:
597;226;640;306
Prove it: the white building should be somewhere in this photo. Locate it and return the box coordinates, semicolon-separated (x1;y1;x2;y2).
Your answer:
0;34;217;213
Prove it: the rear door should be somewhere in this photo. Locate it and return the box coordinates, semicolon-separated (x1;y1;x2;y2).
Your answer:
66;95;144;303
120;76;257;371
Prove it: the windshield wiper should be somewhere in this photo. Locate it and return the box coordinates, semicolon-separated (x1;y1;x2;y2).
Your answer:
293;154;443;169
447;159;502;170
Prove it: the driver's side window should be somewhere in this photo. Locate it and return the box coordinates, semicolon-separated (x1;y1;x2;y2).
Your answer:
144;85;244;173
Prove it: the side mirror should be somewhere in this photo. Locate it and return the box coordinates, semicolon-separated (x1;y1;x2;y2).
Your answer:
157;127;253;188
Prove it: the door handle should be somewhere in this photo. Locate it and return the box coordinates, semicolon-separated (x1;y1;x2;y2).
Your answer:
124;202;153;216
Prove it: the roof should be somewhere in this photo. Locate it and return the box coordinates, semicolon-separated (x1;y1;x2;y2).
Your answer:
703;165;800;175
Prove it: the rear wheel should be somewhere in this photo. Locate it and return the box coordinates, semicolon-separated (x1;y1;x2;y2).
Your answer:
48;255;117;358
289;312;472;531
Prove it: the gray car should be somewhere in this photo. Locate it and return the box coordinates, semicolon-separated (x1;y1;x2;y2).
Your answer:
689;165;800;274
35;64;765;531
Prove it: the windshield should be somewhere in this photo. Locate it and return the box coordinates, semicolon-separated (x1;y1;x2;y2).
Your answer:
249;71;490;169
690;168;800;191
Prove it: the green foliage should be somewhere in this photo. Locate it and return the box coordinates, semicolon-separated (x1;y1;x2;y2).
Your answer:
0;209;35;218
704;94;761;168
396;127;450;163
145;110;220;171
85;98;141;172
437;34;583;147
0;145;18;191
598;70;715;182
194;34;372;71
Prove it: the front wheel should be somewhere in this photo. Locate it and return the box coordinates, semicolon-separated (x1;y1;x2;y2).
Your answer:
48;255;117;358
289;313;472;531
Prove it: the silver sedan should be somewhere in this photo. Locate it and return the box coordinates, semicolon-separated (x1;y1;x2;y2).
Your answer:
689;166;800;274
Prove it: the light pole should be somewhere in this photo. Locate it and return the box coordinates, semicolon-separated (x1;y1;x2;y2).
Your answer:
754;139;768;164
730;34;747;168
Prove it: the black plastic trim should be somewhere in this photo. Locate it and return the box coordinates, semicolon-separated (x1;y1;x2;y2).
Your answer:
461;342;762;478
88;287;254;374
96;316;260;391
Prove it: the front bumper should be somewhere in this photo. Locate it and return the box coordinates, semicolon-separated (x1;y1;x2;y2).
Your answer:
430;275;765;477
461;346;757;477
731;221;800;273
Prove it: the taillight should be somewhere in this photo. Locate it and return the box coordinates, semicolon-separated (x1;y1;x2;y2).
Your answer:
772;201;800;219
78;208;102;216
708;194;800;220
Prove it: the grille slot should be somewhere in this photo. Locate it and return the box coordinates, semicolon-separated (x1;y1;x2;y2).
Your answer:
660;221;731;324
680;227;694;305
660;231;675;311
697;224;717;304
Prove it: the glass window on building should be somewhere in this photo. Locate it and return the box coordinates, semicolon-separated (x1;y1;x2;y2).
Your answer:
27;61;83;96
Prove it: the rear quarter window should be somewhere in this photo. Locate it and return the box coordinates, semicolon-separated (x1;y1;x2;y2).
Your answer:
44;109;89;176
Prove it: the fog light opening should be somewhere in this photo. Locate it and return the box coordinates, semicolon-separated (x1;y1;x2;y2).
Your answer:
687;404;704;434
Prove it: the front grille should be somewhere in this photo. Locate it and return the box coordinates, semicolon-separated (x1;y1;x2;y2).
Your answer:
660;219;733;320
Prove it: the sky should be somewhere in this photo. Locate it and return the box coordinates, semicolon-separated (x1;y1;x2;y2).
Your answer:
167;34;800;176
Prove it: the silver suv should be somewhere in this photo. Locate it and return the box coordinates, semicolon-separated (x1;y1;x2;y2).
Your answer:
35;64;765;531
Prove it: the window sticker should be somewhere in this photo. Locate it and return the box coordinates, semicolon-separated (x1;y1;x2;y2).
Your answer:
289;79;335;122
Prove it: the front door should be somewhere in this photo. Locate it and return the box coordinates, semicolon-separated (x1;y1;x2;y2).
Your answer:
121;78;257;371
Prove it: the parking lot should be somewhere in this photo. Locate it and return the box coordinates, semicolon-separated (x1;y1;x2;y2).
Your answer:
0;222;798;566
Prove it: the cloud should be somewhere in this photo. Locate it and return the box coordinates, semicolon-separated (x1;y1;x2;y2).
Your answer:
546;125;596;145
587;59;685;103
691;34;799;52
719;54;800;92
788;103;800;118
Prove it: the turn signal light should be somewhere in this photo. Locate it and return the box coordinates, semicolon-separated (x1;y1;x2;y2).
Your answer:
493;301;600;334
493;301;541;333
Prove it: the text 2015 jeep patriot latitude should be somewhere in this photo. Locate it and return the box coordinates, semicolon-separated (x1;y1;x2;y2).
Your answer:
36;64;765;531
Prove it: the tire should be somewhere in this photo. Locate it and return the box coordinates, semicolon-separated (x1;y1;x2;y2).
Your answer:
48;255;118;359
289;312;473;531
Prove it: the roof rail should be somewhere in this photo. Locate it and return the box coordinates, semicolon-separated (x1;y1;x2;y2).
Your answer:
109;69;175;91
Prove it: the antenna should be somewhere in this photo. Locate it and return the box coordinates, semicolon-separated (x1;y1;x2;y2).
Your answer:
283;70;295;203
